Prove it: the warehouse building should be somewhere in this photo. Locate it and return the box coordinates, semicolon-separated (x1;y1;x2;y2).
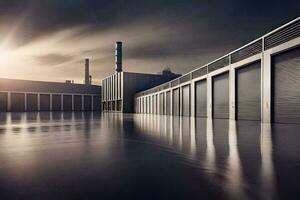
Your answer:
0;59;101;112
102;41;180;113
135;17;300;124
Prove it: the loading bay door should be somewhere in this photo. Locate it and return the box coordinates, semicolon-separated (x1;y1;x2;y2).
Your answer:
172;88;180;116
272;47;300;124
213;72;229;119
182;85;190;116
236;61;261;121
195;79;207;117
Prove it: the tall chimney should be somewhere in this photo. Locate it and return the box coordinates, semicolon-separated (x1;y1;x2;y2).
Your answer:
115;41;122;72
85;58;90;85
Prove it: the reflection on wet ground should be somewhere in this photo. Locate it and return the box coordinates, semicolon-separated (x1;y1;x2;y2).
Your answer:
0;112;299;200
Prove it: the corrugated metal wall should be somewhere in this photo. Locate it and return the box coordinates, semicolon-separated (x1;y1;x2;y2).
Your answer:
195;80;207;117
272;47;300;124
213;73;229;119
236;61;261;120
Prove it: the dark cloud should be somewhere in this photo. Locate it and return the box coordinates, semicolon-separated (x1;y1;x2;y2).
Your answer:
34;53;75;66
0;0;299;82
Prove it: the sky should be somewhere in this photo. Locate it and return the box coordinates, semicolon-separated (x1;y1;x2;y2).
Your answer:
0;0;299;85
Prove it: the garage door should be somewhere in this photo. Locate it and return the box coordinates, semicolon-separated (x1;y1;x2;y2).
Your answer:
166;91;171;115
40;94;50;111
84;96;92;111
236;61;261;120
159;93;164;115
182;85;190;116
26;94;38;111
272;47;300;124
172;88;180;116
213;72;229;119
11;93;25;112
0;92;8;112
195;79;207;117
52;95;62;111
63;95;72;111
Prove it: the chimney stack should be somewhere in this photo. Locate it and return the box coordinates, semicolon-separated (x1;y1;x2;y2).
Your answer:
85;58;90;85
115;41;122;72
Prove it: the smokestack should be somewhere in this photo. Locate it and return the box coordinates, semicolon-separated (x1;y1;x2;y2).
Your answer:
115;41;122;72
85;58;90;85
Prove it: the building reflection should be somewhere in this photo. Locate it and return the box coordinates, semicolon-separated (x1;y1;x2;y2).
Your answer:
133;115;278;200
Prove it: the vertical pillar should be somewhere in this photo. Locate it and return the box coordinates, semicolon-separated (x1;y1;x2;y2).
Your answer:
190;81;195;117
262;52;271;123
179;87;182;116
91;95;94;111
50;94;53;111
61;94;63;111
72;94;74;111
207;75;213;119
170;90;173;116
164;92;167;115
7;92;11;112
37;93;40;111
82;95;84;111
24;93;27;112
229;66;236;120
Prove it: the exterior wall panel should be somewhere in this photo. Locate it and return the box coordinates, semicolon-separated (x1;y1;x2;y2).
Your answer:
63;95;72;111
74;95;82;111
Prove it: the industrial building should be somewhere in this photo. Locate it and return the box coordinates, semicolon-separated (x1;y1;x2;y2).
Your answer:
135;17;300;124
102;41;180;113
0;59;101;112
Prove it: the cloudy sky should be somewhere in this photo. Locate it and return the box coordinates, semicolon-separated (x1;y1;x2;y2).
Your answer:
0;0;299;85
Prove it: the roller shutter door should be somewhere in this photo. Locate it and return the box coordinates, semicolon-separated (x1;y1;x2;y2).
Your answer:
166;91;171;115
173;88;180;116
11;93;25;112
272;47;300;124
182;85;190;116
52;95;62;111
213;72;229;119
0;92;8;111
84;96;92;111
40;94;50;111
63;95;72;111
26;94;38;111
195;79;207;117
159;93;164;115
93;96;101;111
236;61;261;120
